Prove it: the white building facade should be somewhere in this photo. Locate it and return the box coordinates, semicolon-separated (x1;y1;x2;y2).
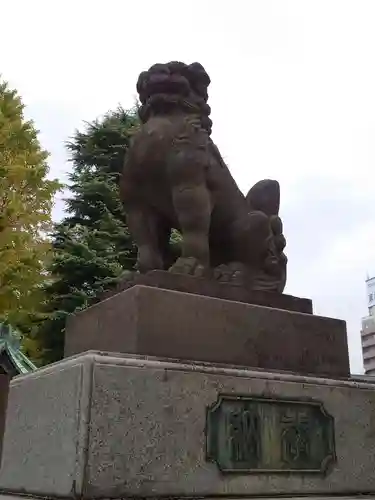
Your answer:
361;276;375;375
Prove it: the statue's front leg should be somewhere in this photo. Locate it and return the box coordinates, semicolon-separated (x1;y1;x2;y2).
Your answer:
126;206;164;273
168;154;212;276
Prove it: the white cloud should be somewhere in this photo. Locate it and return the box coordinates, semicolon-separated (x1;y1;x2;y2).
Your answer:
1;0;374;372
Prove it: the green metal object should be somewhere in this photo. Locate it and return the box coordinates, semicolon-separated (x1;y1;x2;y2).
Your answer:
206;394;336;474
0;323;37;377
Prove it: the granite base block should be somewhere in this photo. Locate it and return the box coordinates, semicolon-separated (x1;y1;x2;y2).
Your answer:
1;495;375;500
0;375;9;465
0;352;375;498
100;269;314;314
65;285;350;378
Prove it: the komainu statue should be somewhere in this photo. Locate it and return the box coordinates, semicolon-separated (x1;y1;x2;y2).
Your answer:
120;61;287;292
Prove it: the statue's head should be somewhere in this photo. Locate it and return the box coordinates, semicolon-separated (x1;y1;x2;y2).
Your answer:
137;61;212;133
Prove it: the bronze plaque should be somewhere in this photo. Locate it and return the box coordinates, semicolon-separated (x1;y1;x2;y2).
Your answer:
206;394;336;474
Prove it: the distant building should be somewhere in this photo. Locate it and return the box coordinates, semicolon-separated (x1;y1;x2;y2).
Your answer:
0;323;37;378
361;276;375;375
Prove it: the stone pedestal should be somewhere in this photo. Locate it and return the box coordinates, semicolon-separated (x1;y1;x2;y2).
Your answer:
65;285;350;378
0;279;361;500
100;270;314;313
0;352;375;499
0;375;9;464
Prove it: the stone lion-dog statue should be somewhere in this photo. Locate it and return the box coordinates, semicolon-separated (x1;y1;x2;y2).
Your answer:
120;61;287;292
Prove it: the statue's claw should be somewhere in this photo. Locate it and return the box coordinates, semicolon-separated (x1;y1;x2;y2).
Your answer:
214;262;246;285
169;256;207;277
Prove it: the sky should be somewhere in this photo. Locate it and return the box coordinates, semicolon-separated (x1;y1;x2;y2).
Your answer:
1;0;374;373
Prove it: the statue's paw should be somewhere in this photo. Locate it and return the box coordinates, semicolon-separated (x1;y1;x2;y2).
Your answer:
169;256;207;277
214;262;246;285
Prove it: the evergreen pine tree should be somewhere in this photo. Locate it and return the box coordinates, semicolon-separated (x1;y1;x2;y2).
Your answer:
35;107;139;363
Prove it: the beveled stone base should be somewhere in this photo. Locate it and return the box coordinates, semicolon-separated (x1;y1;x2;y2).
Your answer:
0;375;9;464
65;284;349;378
100;270;313;314
0;352;375;498
1;495;375;500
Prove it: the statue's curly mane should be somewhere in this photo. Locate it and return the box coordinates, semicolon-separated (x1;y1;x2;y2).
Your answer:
137;61;213;134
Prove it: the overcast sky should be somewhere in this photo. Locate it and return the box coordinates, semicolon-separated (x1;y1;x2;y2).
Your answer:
1;0;374;373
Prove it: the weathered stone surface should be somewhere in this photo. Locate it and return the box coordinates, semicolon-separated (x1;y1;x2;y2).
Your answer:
121;61;287;292
0;375;9;464
101;270;313;314
1;495;375;500
65;285;349;378
0;359;90;497
0;353;375;498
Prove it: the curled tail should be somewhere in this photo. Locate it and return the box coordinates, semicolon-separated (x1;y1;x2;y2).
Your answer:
246;179;287;293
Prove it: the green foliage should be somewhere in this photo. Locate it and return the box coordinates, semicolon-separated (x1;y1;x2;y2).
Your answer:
35;107;139;364
67;107;139;178
0;79;61;336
